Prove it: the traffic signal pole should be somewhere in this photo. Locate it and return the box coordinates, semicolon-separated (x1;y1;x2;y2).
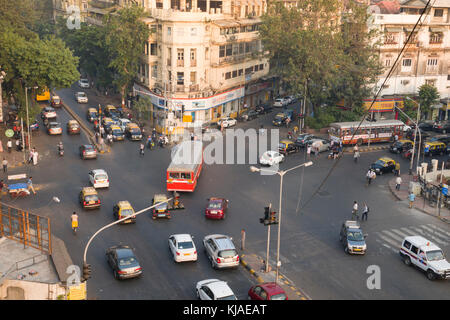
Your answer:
265;203;271;273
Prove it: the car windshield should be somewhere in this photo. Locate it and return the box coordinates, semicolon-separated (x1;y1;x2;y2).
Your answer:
374;160;385;167
130;128;140;133
118;256;138;267
50;123;60;128
53;98;60;103
85;146;95;151
156;202;168;210
219;249;237;258
347;231;364;241
263;152;273;159
217;295;236;301
426;250;444;261
120;209;134;217
178;241;194;250
278;143;286;149
208;201;223;209
95;174;108;180
78;93;86;97
112;129;122;135
393;142;402;147
270;293;287;300
84;195;98;202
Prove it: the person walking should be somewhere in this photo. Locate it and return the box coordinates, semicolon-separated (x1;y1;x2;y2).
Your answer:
352;201;359;220
307;145;311;159
32;150;38;166
27;176;36;195
353;150;360;163
71;211;79;233
293;125;298;135
395;162;401;176
395;176;402;191
139;143;145;156
2;158;7;173
366;169;374;186
408;192;416;209
361;203;369;221
7;140;12;153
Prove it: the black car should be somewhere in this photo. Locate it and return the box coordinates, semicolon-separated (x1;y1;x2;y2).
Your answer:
389;140;414;154
272;114;287;126
79;144;97;159
433;121;450;133
255;103;272;114
294;133;316;148
429;134;450;145
106;245;142;280
370;158;396;175
418;121;435;131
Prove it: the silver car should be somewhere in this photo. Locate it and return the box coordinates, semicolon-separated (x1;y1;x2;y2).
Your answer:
203;234;239;269
307;138;331;153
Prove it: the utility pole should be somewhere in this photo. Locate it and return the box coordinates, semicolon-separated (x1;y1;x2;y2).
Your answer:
265;203;272;273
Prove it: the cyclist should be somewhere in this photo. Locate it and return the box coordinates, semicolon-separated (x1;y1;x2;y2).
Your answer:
71;212;79;233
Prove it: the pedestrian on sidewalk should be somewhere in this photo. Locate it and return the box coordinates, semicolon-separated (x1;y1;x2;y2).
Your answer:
293;125;298;135
7;140;12;153
2;158;7;173
27;176;36;195
28;149;33;164
95;131;100;143
240;229;246;251
352;201;359;220
395;176;402;190
394;162;401;176
361;203;369;221
139;143;145;156
409;192;416;209
32;150;38;166
307;145;311;159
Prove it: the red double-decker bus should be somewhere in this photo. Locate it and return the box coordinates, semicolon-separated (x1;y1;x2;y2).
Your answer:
167;141;203;192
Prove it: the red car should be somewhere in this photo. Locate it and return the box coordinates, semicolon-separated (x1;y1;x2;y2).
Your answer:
205;197;228;219
248;282;288;300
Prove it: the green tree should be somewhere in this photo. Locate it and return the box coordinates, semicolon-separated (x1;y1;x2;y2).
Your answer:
103;6;150;106
418;84;440;120
134;96;152;121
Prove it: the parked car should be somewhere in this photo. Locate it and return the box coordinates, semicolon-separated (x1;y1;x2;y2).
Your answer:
217;117;237;128
88;169;109;188
79;144;97;159
106;245;142;280
370;157;396;174
67;120;81;135
205;197;228;220
75;92;88;103
399;236;450;280
78;78;90;88
168;234;198;262
196;279;237;300
47;122;62;135
248;283;288;300
339;221;367;255
273;97;289;108
79;187;101;210
259;150;285;166
203;234;239;269
50;96;62;108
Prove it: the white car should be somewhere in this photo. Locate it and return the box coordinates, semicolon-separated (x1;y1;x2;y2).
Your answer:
307;138;331;153
217;117;237;128
75;92;88;103
78;79;90;88
88;169;109;188
273;97;289;107
259;150;284;166
168;234;198;262
196;279;237;300
118;118;131;132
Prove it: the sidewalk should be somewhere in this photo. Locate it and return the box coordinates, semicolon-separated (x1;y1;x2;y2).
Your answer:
240;253;310;300
388;173;450;224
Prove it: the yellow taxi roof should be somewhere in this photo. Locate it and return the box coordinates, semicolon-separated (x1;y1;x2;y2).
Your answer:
426;141;444;146
280;140;293;144
117;201;133;209
68;120;78;124
127;123;139;128
379;157;394;162
103;117;113;122
275;113;285;117
106;105;117;109
398;139;413;143
154;194;168;202
88;108;97;112
110;125;121;130
82;187;98;195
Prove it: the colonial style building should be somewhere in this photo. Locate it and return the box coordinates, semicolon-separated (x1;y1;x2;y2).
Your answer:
372;0;450;118
54;0;272;132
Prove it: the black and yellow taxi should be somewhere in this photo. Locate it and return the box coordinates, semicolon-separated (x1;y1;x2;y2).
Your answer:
389;139;414;154
152;194;171;219
102;117;114;127
278;140;299;155
113;201;136;224
108;124;125;141
370;157;396;175
424;141;446;156
126;123;143;141
104;105;120;119
79;187;101;209
86;108;98;123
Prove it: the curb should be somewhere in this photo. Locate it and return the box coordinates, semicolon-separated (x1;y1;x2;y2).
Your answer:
240;255;264;283
343;145;390;154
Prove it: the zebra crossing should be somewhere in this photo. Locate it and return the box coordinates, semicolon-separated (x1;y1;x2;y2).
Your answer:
373;224;450;254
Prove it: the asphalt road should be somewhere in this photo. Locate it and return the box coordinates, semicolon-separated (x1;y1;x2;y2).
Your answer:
5;90;449;300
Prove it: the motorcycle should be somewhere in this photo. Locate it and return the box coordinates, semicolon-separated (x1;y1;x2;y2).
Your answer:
58;144;64;156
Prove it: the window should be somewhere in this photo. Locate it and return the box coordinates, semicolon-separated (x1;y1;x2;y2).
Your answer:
167;27;172;36
401;58;412;72
225;72;231;80
239;43;244;54
238;69;243;76
385;33;397;44
219;46;225;58
232;70;237;78
190;27;197;36
181;172;191;179
226;44;232;56
434;9;443;17
190;71;196;84
259;64;263;70
169;172;180;179
254;65;259;71
177;72;184;85
411;245;418;255
232;44;239;55
177;49;184;67
150;43;157;56
167;47;172;66
190;49;196;67
150;25;157;33
430;32;443;44
425;79;436;86
426;58;438;72
151;65;157;78
385;59;391;67
245;67;253;75
447;75;450;81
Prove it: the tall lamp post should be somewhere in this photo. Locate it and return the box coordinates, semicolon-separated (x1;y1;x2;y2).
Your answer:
250;161;313;284
0;68;6;123
404;97;421;175
25;86;38;152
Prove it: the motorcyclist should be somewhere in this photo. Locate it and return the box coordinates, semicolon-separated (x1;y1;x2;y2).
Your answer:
58;142;64;152
107;133;113;144
147;135;152;148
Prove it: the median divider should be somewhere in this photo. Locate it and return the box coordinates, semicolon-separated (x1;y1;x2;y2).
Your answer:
60;101;110;154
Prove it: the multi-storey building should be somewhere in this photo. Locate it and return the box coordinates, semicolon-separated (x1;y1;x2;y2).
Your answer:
55;0;272;131
371;0;450;118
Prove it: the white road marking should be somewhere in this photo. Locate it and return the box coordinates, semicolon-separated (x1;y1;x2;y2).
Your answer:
376;233;400;249
419;225;449;245
381;230;403;243
426;224;450;238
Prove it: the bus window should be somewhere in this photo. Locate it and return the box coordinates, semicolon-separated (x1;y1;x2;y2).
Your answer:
169;172;180;179
181;172;191;180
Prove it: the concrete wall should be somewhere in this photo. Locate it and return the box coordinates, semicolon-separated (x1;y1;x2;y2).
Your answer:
0;280;66;300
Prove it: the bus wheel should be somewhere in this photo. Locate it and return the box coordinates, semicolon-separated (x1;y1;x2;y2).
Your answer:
357;138;363;145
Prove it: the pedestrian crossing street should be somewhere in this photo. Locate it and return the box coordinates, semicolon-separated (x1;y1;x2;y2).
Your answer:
373;223;450;254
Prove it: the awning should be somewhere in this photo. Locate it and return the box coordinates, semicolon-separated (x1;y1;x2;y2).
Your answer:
385;27;403;33
212;20;240;28
404;26;417;32
237;18;261;26
430;27;445;33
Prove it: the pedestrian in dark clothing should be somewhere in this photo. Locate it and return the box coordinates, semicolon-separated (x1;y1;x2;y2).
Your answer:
361;203;369;221
2;158;7;173
139;143;145;156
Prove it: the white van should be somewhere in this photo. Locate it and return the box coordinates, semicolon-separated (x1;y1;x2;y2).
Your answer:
399;236;450;280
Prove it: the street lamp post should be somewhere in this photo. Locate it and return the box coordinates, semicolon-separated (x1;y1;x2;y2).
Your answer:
82;198;172;282
0;69;6;123
25;86;38;152
250;161;313;284
404;97;421;175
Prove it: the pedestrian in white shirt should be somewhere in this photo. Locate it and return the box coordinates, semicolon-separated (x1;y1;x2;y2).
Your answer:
395;176;402;190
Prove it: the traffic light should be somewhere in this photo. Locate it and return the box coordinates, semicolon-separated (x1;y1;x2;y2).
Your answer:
82;263;92;281
260;206;271;225
269;210;278;225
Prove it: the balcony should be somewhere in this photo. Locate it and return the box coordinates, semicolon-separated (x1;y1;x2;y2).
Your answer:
177;60;184;67
189;84;199;92
176;85;185;92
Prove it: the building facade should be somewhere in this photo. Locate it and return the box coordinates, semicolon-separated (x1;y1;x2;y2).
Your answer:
52;0;89;22
55;0;272;131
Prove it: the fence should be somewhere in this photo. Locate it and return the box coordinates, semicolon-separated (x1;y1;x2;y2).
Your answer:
0;203;51;255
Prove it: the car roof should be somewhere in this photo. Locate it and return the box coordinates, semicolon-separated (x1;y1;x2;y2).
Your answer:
205;234;235;250
171;234;193;242
68;120;78;124
280;140;293;144
82;187;97;195
92;169;106;175
117;200;133;209
404;236;441;252
426;141;444;145
209;197;224;202
259;282;286;295
110;125;121;129
88;108;97;112
115;247;135;258
378;157;394;162
205;280;234;298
